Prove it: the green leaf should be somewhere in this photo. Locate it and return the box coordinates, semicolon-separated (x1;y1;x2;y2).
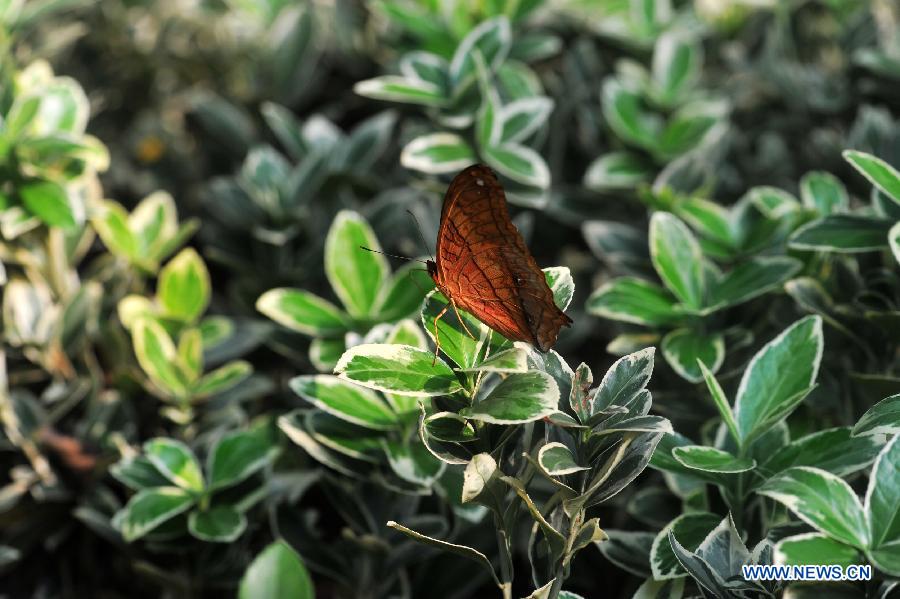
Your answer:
677;515;750;590
208;428;277;491
775;533;862;569
650;432;720;484
382;440;444;486
853;393;900;437
652;32;701;105
760;427;882;479
587;277;681;326
706;257;802;310
290;375;399;429
584;152;654;190
256;288;349;336
278;412;373;478
602;79;655;150
591;347;655;415
456;347;527;373
509;32;561;62
498;97;554;144
461;453;502;505
5;96;40;137
789;215;891;253
672;446;756;473
482;143;550;188
424;412;475;443
449;17;512;86
401;133;477;174
869;544;900;577
239;541;314;599
192;361;252;398
261;102;306;160
748;186;801;219
325;211;389;318
110;456;171;491
545;266;575;312
733;316;823;443
758;467;869;549
843;150;900;204
460;371;558;424
865;436;900;555
399;51;449;89
33;78;89;133
92;201;138;260
158;249;210;323
335;110;398;172
890;222;900;266
373;262;434;322
119;487;195;542
649;212;705;309
188;506;247;543
657;108;720;158
353;76;447;107
592;414;671;437
661;329;724;382
476;78;500;149
177;328;202;382
698;361;740;446
309;337;346;373
800;171;849;215
676;198;735;250
144;438;205;493
385;319;428;350
422;290;487;369
19;180;76;228
569;362;594;424
538;442;588;476
129;191;179;260
132;317;189;397
306;410;385;460
596;529;655;578
651;512;721;580
334;343;462;397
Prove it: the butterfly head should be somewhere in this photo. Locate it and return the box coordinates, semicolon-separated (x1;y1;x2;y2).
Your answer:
425;259;438;281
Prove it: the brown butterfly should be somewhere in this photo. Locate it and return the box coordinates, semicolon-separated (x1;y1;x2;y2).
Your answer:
426;164;572;360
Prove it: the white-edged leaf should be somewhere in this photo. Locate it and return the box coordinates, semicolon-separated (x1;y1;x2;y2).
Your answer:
256;288;349;336
401;133;476;174
353;76;448;107
460;371;558;424
334;343;463;397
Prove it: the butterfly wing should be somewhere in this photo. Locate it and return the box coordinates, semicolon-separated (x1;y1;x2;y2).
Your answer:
435;165;572;351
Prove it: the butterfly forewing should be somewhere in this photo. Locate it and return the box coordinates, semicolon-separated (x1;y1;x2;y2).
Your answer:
433;165;572;352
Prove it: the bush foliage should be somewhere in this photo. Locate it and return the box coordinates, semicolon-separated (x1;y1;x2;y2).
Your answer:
1;1;900;597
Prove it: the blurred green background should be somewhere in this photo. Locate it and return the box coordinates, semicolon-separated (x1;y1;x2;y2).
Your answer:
1;0;899;597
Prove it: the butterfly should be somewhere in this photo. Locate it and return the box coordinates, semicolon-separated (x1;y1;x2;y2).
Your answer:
425;164;572;361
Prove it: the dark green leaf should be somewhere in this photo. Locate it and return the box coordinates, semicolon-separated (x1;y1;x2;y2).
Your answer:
189;506;247;543
20;180;75;228
789;215;891;253
239;541;315;599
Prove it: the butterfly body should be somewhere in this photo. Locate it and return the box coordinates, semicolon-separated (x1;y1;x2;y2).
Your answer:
428;164;572;353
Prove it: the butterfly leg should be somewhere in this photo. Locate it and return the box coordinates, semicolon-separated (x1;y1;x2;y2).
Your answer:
451;300;477;341
432;304;450;366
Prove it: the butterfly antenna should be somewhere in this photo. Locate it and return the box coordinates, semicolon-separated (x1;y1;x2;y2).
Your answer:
359;246;428;265
406;209;435;262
